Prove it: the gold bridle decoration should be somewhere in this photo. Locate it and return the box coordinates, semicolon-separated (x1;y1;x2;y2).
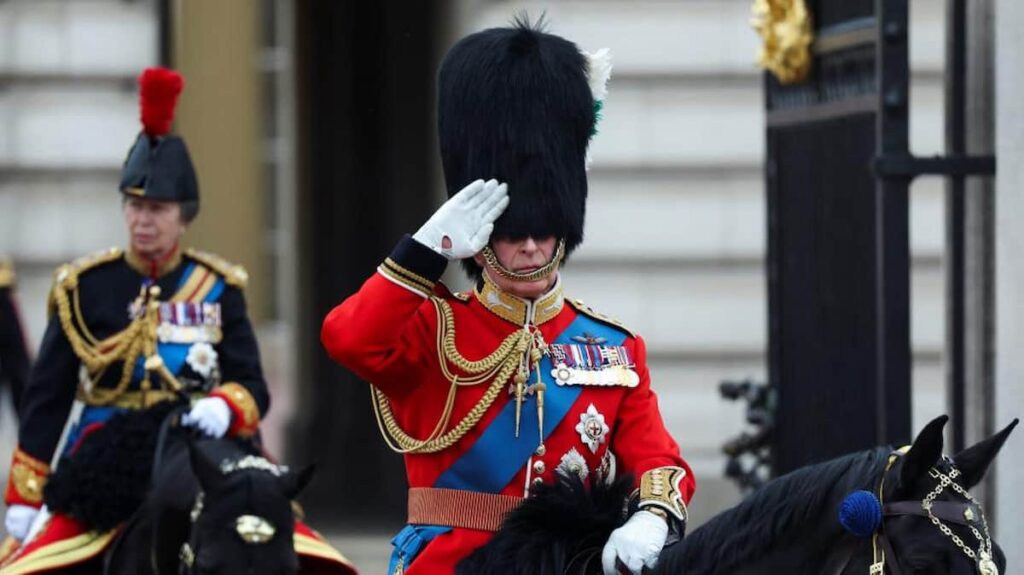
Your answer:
872;449;998;575
920;466;998;575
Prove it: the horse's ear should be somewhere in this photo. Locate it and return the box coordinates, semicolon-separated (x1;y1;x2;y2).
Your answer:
952;418;1018;489
280;464;316;499
900;415;948;488
189;441;223;490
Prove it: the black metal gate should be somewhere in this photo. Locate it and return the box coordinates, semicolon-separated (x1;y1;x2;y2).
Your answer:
764;0;994;474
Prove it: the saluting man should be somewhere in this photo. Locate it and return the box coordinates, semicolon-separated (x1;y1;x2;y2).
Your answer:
321;20;695;575
0;68;354;575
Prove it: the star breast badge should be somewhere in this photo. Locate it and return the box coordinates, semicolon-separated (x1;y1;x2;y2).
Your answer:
575;404;610;453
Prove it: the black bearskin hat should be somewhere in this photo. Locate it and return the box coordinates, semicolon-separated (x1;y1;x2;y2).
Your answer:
119;68;199;209
438;18;597;277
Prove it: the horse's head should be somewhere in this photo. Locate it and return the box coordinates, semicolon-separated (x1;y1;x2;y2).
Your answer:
872;415;1017;575
182;441;315;575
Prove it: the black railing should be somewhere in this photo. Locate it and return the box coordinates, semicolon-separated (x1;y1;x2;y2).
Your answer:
719;378;775;492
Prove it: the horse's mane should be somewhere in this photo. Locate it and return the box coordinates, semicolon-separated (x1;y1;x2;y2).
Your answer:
658;446;891;573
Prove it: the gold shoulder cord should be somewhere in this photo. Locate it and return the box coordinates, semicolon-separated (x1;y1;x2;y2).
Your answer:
53;260;181;406
185;248;249;288
371;297;543;454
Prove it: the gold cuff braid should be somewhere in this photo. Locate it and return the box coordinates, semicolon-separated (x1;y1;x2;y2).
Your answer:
8;448;49;505
639;466;688;523
212;382;261;437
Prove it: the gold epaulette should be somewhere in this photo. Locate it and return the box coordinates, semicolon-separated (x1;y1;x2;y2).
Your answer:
0;257;15;288
185;248;249;289
567;298;636;338
434;281;471;302
52;247;124;292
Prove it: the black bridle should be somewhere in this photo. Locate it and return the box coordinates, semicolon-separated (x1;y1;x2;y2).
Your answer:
178;455;288;575
832;450;998;575
177;491;204;574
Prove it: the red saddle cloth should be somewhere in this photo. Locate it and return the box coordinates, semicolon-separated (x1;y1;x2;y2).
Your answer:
0;514;357;574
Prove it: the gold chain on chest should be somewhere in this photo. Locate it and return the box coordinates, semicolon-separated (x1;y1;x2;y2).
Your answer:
54;282;181;405
371;298;546;454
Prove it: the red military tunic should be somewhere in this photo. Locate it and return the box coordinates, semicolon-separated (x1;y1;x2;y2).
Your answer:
321;236;695;573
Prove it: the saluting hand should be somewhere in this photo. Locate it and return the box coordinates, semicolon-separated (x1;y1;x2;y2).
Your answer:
412;179;509;260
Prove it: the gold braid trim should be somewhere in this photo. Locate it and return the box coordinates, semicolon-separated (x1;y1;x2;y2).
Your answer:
566;299;636;338
47;248;123;318
185;248;249;289
7;448;50;505
371;297;543;454
381;258;434;293
77;388;183;409
639;466;689;523
0;258;15;288
53;270;180;406
378;261;433;297
212;382;261;437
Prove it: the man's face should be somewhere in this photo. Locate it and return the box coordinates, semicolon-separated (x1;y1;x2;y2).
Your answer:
123;197;186;259
475;236;559;299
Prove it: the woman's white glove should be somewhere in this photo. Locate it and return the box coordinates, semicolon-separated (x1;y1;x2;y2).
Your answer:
4;504;39;541
412;179;509;260
181;397;232;438
601;510;669;575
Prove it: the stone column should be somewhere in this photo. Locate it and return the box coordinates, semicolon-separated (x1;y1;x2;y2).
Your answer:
994;0;1024;562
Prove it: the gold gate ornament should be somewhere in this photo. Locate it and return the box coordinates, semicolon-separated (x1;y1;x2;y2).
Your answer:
751;0;814;84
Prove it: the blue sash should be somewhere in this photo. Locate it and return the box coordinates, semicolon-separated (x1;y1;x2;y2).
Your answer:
389;313;627;570
62;406;122;456
434;313;626;492
131;266;225;381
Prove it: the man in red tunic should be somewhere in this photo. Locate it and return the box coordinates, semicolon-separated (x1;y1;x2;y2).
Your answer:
321;19;695;575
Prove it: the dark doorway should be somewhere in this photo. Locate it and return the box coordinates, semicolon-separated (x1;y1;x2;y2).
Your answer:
292;1;449;527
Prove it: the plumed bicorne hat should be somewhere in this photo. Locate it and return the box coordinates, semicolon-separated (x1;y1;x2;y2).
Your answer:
119;67;199;209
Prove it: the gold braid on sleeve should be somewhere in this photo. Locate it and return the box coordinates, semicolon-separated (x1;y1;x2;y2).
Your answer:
639;466;689;523
6;448;50;506
211;382;261;437
370;298;544;454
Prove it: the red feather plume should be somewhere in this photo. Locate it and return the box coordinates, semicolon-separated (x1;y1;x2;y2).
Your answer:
138;67;184;137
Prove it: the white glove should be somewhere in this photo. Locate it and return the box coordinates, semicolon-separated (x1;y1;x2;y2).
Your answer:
5;504;39;541
412;179;509;260
601;510;669;575
181;397;232;438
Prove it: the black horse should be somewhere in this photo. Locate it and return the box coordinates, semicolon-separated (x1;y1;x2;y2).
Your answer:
42;401;315;575
460;415;1017;575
